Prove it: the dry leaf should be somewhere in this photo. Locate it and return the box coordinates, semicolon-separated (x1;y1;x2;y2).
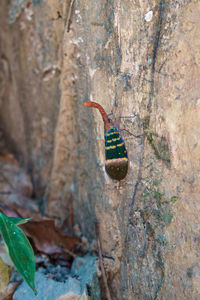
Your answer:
0;204;82;264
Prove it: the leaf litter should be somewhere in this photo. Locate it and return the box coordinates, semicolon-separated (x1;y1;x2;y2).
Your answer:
0;152;84;297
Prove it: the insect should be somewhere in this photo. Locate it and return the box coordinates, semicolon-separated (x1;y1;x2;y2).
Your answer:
84;101;128;180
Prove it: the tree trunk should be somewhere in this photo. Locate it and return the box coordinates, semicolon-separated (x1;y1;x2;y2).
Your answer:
0;0;200;299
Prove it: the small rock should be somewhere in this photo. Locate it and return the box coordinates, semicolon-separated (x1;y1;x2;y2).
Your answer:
13;272;82;300
71;256;101;299
13;256;101;300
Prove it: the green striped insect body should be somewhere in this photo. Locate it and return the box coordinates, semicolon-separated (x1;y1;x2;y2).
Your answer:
105;126;128;180
84;101;128;180
105;127;127;159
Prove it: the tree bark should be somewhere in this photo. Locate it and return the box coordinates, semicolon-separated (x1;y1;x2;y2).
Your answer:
0;0;200;299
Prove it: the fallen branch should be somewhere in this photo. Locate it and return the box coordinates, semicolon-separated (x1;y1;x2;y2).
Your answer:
95;223;112;300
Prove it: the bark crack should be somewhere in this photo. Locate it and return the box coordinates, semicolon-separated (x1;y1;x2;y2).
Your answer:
128;140;144;224
148;0;166;112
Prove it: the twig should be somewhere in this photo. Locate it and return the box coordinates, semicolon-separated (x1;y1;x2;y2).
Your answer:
64;247;77;259
67;193;74;235
120;128;144;138
0;171;15;190
0;191;12;195
60;192;74;234
66;0;75;32
95;223;112;300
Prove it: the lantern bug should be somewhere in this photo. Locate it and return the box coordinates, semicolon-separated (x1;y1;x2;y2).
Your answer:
84;101;128;180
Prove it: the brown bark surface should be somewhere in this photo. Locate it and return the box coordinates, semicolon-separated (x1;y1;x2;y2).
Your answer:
0;0;200;299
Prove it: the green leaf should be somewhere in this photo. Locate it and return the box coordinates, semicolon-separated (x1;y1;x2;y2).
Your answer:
8;217;32;226
0;213;36;295
170;195;178;203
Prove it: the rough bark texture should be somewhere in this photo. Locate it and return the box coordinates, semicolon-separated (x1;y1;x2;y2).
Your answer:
0;0;200;299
